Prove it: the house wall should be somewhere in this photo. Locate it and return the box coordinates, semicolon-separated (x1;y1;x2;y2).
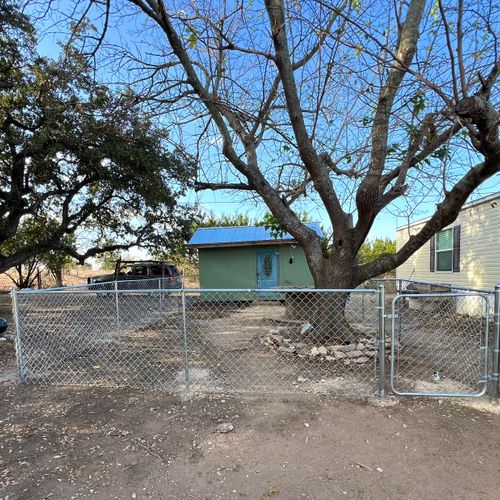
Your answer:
198;244;314;289
199;247;256;289
278;245;315;287
396;195;500;290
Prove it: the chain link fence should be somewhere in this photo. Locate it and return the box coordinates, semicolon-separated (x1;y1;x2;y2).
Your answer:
10;278;500;400
12;283;381;396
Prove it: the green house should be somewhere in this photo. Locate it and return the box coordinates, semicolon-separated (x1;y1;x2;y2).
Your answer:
188;223;322;290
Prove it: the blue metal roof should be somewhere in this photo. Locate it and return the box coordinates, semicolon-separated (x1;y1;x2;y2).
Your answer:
188;222;323;247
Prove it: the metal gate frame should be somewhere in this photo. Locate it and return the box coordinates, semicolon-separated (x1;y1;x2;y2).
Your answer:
389;292;490;398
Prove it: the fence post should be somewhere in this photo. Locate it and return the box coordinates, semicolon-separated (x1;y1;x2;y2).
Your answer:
378;283;386;398
158;278;162;313
490;284;500;403
397;279;403;345
181;290;190;390
114;281;120;335
11;287;26;383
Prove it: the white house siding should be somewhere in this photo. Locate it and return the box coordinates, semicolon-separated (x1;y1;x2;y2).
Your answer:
396;194;500;291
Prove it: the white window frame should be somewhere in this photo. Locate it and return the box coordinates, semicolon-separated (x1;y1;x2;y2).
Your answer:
435;228;454;273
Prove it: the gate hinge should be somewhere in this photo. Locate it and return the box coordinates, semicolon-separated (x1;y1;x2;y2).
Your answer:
384;313;398;319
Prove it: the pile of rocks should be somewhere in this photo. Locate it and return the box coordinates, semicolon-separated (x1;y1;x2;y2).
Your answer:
260;329;390;366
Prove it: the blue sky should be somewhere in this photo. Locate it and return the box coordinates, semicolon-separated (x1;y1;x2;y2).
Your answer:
32;2;500;243
181;174;500;239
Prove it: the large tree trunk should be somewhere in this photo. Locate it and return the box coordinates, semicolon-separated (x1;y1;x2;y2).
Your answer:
304;248;359;344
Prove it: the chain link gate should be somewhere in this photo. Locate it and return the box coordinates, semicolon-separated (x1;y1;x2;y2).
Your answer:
389;292;490;397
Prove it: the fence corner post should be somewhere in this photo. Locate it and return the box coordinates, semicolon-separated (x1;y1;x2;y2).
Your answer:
377;283;386;398
11;287;26;383
490;284;500;403
114;281;120;335
181;289;190;391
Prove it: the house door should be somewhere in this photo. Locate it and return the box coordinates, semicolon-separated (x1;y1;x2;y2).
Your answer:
256;249;278;290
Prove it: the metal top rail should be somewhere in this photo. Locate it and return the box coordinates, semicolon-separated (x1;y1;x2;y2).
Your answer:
396;291;491;298
15;276;183;293
377;277;494;295
14;285;378;295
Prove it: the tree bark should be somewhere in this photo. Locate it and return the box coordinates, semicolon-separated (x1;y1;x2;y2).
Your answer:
303;248;359;344
52;267;64;288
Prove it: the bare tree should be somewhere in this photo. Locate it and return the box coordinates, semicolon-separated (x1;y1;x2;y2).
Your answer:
44;0;499;337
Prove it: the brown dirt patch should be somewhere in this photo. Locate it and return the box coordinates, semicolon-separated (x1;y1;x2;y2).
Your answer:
1;369;500;499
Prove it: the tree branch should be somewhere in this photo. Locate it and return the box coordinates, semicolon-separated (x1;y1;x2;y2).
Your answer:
354;0;426;243
194;181;254;191
128;0;322;261
57;241;141;265
265;0;346;231
357;70;500;282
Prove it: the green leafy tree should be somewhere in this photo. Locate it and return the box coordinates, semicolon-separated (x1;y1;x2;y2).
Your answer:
197;212;254;228
1;218;41;288
43;247;76;287
258;211;311;239
95;246;123;271
155;211;254;270
0;1;195;273
358;238;397;266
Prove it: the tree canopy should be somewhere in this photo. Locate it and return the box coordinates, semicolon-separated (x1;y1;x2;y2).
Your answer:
27;1;500;287
0;215;75;287
0;0;196;273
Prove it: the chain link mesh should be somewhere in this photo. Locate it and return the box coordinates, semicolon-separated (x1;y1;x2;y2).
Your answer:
13;286;379;396
13;279;493;398
391;291;490;396
15;287;184;390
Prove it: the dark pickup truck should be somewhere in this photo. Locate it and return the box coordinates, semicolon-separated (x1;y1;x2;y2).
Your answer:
88;260;182;290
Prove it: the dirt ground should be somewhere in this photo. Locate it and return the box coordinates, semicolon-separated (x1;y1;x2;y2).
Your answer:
1;336;500;500
2;293;500;499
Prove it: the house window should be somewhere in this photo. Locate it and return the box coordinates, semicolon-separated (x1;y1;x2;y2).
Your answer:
435;228;453;271
430;225;460;273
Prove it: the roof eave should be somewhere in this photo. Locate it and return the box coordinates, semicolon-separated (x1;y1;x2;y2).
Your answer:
189;239;299;249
